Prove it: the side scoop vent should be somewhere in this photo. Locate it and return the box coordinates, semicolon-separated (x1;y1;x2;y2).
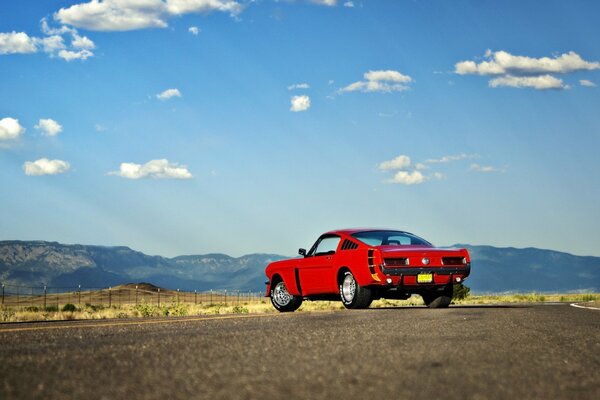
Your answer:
341;239;359;250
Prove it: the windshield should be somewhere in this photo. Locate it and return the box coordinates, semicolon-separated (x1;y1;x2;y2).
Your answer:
351;230;432;246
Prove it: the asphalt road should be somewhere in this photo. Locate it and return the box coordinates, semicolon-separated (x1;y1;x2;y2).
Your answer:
1;304;599;400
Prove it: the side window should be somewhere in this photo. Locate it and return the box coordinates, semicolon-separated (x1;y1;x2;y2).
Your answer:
387;235;412;245
313;236;341;256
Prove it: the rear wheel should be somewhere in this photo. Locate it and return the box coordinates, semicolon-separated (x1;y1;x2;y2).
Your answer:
270;280;302;312
339;270;373;309
422;285;453;308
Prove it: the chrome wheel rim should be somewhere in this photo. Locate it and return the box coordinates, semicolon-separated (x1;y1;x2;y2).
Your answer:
342;274;356;302
272;282;292;307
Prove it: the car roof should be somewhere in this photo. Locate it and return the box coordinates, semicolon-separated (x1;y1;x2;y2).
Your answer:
323;228;402;236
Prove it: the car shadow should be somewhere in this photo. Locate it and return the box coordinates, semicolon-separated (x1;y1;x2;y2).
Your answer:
369;304;534;310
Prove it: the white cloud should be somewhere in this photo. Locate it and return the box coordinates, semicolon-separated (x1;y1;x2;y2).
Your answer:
378;155;411;171
0;32;37;54
35;119;63;136
23;158;71;176
156;88;182;100
580;79;596;87
110;159;193;179
425;153;479;164
37;35;66;53
340;69;413;93
288;83;310;90
1;21;95;61
489;74;566;90
455;50;598;90
71;33;96;49
290;95;311;112
343;1;354;7
0;117;26;140
309;0;337;5
456;50;599;76
58;49;94;61
470;163;504;173
389;170;425;185
55;0;243;32
188;26;200;35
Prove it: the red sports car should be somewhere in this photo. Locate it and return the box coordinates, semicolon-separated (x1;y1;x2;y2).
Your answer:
265;229;471;312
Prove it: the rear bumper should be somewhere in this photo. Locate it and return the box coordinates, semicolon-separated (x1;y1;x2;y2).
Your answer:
380;264;471;278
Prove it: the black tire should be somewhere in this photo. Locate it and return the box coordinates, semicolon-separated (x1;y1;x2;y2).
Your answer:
339;270;373;309
270;280;302;312
422;285;453;308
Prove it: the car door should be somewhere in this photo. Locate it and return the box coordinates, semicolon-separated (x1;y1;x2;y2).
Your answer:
298;235;341;295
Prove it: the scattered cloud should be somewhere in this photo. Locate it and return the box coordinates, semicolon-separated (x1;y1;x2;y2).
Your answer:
23;158;71;176
35;118;63;136
455;50;599;90
344;1;355;7
309;0;337;6
424;153;479;164
340;70;413;93
188;26;200;35
54;0;243;32
0;32;37;54
95;124;106;132
1;20;95;61
0;117;26;140
58;49;94;61
389;170;425;185
71;33;95;49
288;83;310;90
157;88;182;101
580;79;596;87
470;164;505;173
378;155;411;171
379;153;495;184
290;95;311;112
110;159;193;179
489;74;566;90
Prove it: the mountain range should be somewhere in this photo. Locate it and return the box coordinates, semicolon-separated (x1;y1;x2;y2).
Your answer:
1;240;598;293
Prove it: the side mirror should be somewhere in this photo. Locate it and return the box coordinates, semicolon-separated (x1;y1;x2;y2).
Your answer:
298;248;307;257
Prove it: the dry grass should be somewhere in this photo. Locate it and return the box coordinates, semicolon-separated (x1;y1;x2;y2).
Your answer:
2;293;599;323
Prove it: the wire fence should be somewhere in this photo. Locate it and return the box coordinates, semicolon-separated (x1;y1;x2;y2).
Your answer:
0;283;265;310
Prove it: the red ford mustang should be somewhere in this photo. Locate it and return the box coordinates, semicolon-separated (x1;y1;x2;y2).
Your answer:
265;229;471;312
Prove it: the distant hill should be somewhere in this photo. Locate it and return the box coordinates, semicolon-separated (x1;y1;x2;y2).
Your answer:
0;241;284;292
457;244;600;293
0;240;598;293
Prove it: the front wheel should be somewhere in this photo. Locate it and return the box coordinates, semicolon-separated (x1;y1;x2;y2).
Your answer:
270;280;302;312
339;270;373;309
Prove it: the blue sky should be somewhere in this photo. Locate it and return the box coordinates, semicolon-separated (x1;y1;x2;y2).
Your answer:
1;0;599;257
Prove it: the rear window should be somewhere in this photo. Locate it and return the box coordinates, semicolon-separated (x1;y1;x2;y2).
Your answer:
351;230;431;246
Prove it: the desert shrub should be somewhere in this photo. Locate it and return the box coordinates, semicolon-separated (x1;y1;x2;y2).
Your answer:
134;302;155;317
162;301;188;316
24;306;40;312
232;305;249;314
1;308;15;322
453;283;471;300
62;303;77;312
44;305;59;312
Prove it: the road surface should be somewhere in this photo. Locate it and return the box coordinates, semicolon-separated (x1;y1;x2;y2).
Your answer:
1;304;599;399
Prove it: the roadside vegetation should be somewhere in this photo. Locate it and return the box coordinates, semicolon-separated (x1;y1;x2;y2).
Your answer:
1;286;599;323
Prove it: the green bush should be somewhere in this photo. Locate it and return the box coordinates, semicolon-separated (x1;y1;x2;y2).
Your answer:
24;306;40;312
62;303;77;312
44;305;59;312
135;302;158;317
232;305;249;314
453;283;471;300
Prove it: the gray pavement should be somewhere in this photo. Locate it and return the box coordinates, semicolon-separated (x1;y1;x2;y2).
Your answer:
1;304;599;399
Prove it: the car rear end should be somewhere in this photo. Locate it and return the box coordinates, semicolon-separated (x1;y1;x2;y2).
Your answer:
377;246;471;288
